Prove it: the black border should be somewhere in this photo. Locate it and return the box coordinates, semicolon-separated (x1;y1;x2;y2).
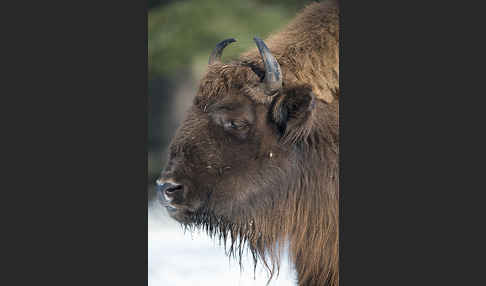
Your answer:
7;0;149;284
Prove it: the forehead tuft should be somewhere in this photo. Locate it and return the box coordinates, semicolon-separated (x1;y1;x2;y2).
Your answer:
195;62;272;110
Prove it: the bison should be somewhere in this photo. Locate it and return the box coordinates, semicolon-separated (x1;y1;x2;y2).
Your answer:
157;1;339;285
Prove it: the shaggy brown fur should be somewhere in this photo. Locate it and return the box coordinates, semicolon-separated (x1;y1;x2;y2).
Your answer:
158;1;339;285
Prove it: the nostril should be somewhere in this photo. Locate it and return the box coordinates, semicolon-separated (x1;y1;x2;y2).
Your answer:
156;180;183;198
165;184;182;194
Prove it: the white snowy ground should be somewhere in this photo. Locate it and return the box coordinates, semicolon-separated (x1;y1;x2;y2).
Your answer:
148;201;297;286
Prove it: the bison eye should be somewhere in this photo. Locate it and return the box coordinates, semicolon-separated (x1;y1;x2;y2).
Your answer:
222;119;250;140
224;120;237;130
223;120;248;131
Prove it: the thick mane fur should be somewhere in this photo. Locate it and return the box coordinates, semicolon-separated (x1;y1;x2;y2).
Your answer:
189;1;339;285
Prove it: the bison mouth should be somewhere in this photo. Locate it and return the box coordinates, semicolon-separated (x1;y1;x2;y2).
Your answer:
157;183;243;228
157;190;198;224
165;206;195;224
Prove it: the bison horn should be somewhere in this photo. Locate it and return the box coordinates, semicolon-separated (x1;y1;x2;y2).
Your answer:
208;38;236;65
253;37;282;96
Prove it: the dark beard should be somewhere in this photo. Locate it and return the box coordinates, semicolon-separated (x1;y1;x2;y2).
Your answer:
181;206;264;273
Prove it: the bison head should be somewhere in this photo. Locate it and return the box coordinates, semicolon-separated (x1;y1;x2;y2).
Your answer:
157;38;326;227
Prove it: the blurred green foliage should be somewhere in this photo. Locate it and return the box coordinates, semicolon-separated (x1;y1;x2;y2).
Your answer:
148;0;315;78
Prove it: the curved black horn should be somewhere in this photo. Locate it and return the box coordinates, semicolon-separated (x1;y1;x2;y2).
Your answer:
253;37;282;96
208;38;236;65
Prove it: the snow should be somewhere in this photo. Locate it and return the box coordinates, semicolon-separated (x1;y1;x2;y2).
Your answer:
148;201;297;286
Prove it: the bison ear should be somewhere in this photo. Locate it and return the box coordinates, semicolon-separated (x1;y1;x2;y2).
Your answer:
271;86;316;144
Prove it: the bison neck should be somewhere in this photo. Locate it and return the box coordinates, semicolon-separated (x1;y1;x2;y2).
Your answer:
264;102;338;286
249;103;339;285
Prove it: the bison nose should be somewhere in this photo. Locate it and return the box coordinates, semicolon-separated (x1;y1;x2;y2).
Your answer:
156;179;183;201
